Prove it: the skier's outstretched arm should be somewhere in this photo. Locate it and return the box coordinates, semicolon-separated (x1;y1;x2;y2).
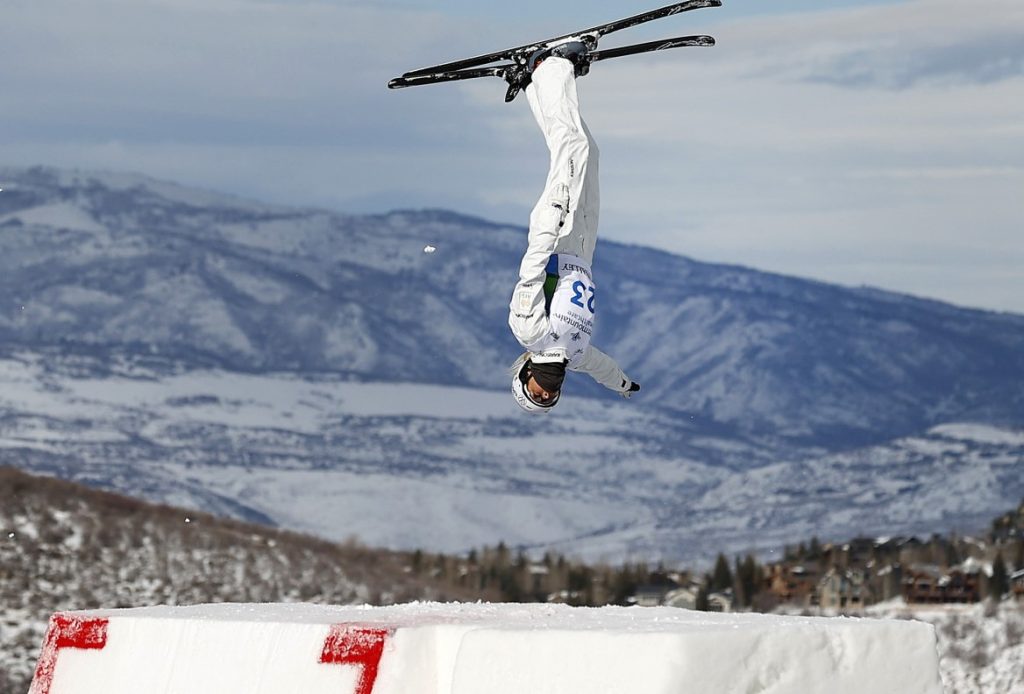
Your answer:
572;345;637;395
508;255;553;350
509;58;591;351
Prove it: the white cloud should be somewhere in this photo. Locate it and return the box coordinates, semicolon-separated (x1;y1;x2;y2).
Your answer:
1;0;1021;312
726;0;1024;89
572;0;1024;312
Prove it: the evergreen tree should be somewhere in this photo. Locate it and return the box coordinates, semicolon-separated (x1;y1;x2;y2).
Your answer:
696;582;710;611
496;541;510;569
990;552;1009;600
736;555;760;608
711;554;733;592
610;562;643;605
733;557;747;606
944;538;962;568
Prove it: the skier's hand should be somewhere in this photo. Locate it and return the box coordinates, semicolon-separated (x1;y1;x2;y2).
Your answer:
620;382;641;399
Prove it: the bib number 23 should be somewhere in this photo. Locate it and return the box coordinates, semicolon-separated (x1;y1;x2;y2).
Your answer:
571;281;596;314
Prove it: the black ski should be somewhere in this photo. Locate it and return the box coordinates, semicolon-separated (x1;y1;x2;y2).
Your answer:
399;0;721;78
388;34;715;102
389;66;511;91
590;34;714;62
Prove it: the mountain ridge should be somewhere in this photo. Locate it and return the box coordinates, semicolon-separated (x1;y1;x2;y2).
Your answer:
2;165;1022;448
1;165;1022;566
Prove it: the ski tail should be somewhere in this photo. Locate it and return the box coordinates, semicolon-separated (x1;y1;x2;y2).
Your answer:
388;64;529;103
590;35;715;63
389;66;511;90
401;44;541;80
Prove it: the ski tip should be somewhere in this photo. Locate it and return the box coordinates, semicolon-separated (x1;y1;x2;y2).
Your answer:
388;78;407;90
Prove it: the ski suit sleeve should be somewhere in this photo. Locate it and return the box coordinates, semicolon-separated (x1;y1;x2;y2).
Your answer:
508;58;591;351
571;345;631;393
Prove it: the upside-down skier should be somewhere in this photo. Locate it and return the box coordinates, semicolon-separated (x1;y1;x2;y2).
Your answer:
508;44;641;413
388;3;720;411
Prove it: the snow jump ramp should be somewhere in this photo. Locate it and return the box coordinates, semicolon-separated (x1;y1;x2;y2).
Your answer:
30;602;943;694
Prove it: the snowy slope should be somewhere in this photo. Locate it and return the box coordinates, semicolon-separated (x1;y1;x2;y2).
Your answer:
5;468;1014;694
2;166;1023;448
866;601;1024;694
2;354;1021;564
0;467;479;693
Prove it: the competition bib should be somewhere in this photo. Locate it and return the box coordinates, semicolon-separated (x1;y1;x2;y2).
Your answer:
535;254;595;365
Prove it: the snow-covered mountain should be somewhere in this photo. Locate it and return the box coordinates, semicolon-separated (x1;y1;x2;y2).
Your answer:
2;166;1022;447
1;352;1021;563
0;165;1022;563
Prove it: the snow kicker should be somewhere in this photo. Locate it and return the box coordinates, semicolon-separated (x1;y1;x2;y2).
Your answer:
30;602;943;694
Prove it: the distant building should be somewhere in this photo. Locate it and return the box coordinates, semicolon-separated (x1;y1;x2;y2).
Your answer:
874;537;924;566
630;573;686;608
818;569;872;612
835;538;877;570
767;563;820;606
902;567;940;604
707;592;733;613
992;502;1024;542
663;585;701;610
1011;569;1024;602
633;584;671;607
874;563;903;602
903;564;982;604
529;563;550;595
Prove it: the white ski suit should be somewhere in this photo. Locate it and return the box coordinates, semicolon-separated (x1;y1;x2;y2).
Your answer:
508;57;631;394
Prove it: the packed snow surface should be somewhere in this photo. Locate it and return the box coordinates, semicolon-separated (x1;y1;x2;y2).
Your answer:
33;602;943;694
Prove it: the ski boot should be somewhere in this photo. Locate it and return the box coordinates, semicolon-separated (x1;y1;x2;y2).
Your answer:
528;40;592;78
505;40;591;102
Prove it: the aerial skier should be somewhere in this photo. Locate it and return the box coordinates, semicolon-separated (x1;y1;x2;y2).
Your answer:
506;44;640;413
388;1;721;413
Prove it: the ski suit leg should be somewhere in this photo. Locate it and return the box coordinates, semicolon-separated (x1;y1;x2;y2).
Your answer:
525;57;600;265
509;57;600;350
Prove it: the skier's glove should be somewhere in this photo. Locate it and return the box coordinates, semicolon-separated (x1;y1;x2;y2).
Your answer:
620;382;641;399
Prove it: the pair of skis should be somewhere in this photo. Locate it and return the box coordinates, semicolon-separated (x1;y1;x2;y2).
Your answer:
388;0;722;103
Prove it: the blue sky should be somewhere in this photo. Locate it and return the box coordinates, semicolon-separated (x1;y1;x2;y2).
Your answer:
2;0;1022;312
